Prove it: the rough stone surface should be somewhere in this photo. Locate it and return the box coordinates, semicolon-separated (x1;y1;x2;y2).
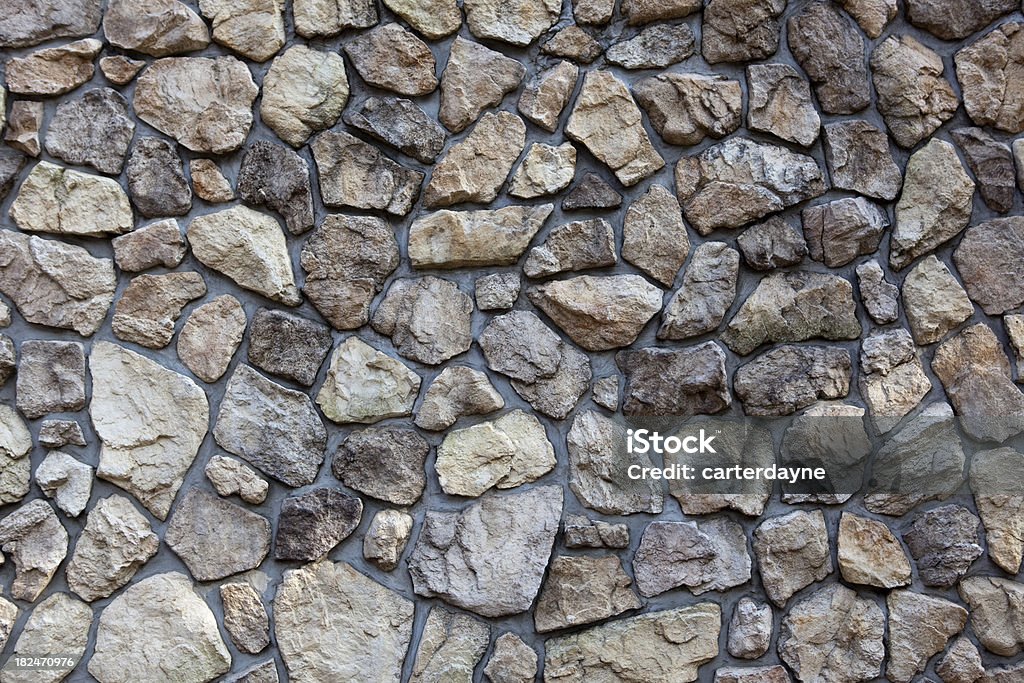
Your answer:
112;219;187;273
425;112;525;208
311;130;423;215
15;340;85;419
562;171;621;210
903;504;983;588
483;633;536;683
634;73;743;147
11;161;132;237
0;500;68;601
415;366;504;431
363;508;412;571
621;184;689;286
462;0;559;46
659;242;739;340
634;518;751;597
618;342;731;416
247;307;332;386
344;96;445;163
823;120;903;201
540;27;603;64
190;159;234;202
238;141;313;235
220;582;269;654
293;0;377;37
274;487;362;561
737;217;807;271
959;576;1024;657
702;0;786;64
524;218;616;279
334;426;429;505
409;205;552;268
955;217;1024;315
103;0;209;56
534;555;640;632
735;345;851;416
753;510;832;606
344;23;437;96
787;3;871;114
518;61;578;133
383;0;460;39
4;101;42;157
728;598;772;660
887;590;968;683
746;64;820;147
6;38;101;96
955;22;1024;134
177;295;247;383
856;259;900;324
205;455;268;504
315;336;421;424
509;142;576;199
260;45;349;148
99;55;144;84
3;592;91;683
126;136;192;217
35;450;92;517
803;197;888;268
837;512;911;589
439;37;525;133
112;272;206;349
410;607;489;683
970;448;1024;573
606;24;694;70
199;0;285;62
953;127;1015;213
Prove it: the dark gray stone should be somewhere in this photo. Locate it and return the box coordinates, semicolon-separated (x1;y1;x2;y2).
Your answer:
238;141;315;235
247;308;333;387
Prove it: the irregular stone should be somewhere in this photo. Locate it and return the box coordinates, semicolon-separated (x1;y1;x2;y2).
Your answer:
517;61;578;133
112;272;207;349
15;340;85;419
311;130;422;215
634;518;751;597
0;499;67;601
3;593;90;683
566;71;664;186
134;56;258;154
541;26;604;63
702;0;786;64
227;660;278;683
11;161;132;236
903;504;983;588
112;219;186;272
856;259;899;324
275;488;362;561
563;514;629;549
746;63;819;146
462;0;559;45
735;345;851;416
871;36;959;148
622;0;698;23
778;584;884;683
737;217;806;271
509;142;576;199
524;218;615;278
237;141;313;235
199;0;284;62
37;420;85;449
363;509;413;571
534;555;640;633
484;633;536;683
316;337;420;424
0;0;101;48
0;149;27;202
0;336;12;387
416;367;503;431
475;273;520;311
803;197;888;268
714;667;792;683
4;101;42;156
344;23;437;96
372;277;472;365
544;604;720;683
425;112;525;208
938;637;985;683
6;38;101;95
592;376;618;411
659;242;739;340
634;73;743;147
409;204;552;268
1009;314;1024;373
956;24;1024;133
383;0;460;39
344;96;445;163
260;45;348;148
512;344;590;420
858;328;931;432
753;510;832;606
102;0;209;56
906;0;1015;39
618;343;731;416
205;455;268;504
573;0;613;23
787;3;870;114
89;572;230;683
177;295;246;383
221;583;269;655
888;591;968;683
566;410;663;515
293;0;377;37
409;486;562;617
723;272;860;355
410;607;489;683
300;214;398;329
777;401;869;505
952;127;1015;213
621;184;689;286
247;308;332;386
189;159;234;202
562;172;621;210
676;138;827;234
838;0;896;37
0;406;30;506
35;451;92;517
728;598;772;659
971;448;1024;573
188;206;300;305
837;512;911;589
334;426;429;505
479;310;562;383
439;37;525;133
960;577;1024;656
214;364;327;486
99;55;145;84
91;343;208;520
607;24;694;70
823;120;903;201
955;217;1024;315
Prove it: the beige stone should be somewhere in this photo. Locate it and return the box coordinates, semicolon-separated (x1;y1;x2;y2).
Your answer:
261;45;348;147
5;39;101;95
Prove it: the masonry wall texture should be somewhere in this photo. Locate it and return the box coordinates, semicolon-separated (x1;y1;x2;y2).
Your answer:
0;0;1023;681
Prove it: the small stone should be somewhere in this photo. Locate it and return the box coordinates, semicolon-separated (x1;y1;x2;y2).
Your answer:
3;593;90;683
837;512;911;589
754;510;832;606
102;0;209;56
99;55;145;84
409;204;553;269
676;138;827;234
37;420;85;449
622;0;698;23
311;130;423;215
562;172;621;210
112;219;186;272
563;514;629;549
823;120;903;201
871;36;959;148
618;343;731;416
955;217;1024;315
247;308;332;386
463;0;559;45
970;448;1024;573
544;604;720;683
237;141;313;235
838;0;896;37
166;487;270;581
4;101;42;156
439;37;525;133
416;367;504;431
293;0;377;37
746;63;820;146
540;26;603;63
475;273;520;311
737;217;807;271
409;486;562;617
221;583;269;655
479;310;562;384
937;637;985;683
199;0;284;62
205;455;268;504
316;337;421;424
35;451;92;518
47;87;136;175
702;0;786;64
888;591;968;683
188;206;300;305
344;23;437;96
621;184;689;286
659;242;739;340
524;218;616;278
956;23;1024;133
566;71;664;186
344;96;445;163
535;555;640;632
177;295;246;383
634;73;743;147
300;214;399;329
778;584;884;682
803;197;888;268
5;38;101;95
274;560;413;682
425;112;525;208
634;518;751;597
592;376;618;411
383;0;461;39
517;61;578;133
0;499;68;601
411;607;489;683
607;24;695;70
275;488;363;561
1;0;101;48
112;272;207;349
15;340;85;419
189;159;234;202
363;509;413;571
728;598;772;659
573;0;612;23
904;505;983;588
334;426;429;505
509;142;576;199
11;161;132;237
714;667;792;683
735;345;851;416
858;328;931;432
65;494;159;602
952;127;1015;213
960;577;1024;656
907;0;1015;39
261;45;348;148
0;406;29;506
787;3;871;114
89;572;231;682
134;56;258;154
484;633;536;683
856;259;900;324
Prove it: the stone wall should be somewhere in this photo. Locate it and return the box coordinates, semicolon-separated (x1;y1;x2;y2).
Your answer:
0;0;1023;681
